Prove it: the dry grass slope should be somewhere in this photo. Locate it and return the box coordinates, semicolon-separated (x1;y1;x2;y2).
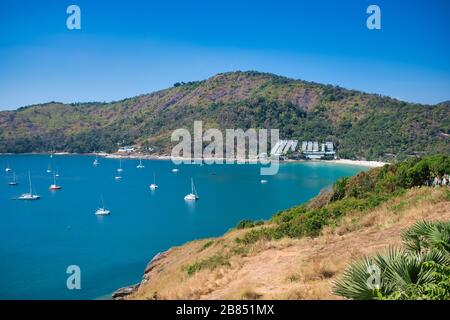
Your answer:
129;187;450;300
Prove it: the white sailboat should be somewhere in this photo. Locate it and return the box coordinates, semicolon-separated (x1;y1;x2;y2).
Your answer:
49;173;62;190
149;173;158;190
8;172;18;186
17;172;40;200
93;155;99;166
172;168;179;173
5;162;12;172
117;159;123;172
46;163;52;173
136;158;145;169
184;178;199;201
95;195;110;215
55;168;60;177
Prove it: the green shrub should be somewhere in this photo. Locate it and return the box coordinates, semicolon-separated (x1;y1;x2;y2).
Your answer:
199;240;214;251
236;220;255;229
445;189;450;201
186;253;230;276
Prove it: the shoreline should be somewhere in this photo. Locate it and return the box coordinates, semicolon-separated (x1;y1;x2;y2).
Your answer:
0;152;389;168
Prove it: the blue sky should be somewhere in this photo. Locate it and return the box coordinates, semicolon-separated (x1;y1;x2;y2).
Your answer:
0;0;449;109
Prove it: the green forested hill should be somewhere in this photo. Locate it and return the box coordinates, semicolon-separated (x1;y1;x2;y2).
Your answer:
0;71;448;160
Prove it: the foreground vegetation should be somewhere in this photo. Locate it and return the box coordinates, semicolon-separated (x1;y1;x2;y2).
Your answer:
1;71;449;160
333;220;450;300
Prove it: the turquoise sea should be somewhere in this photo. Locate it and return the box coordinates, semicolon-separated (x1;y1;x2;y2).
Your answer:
0;155;365;299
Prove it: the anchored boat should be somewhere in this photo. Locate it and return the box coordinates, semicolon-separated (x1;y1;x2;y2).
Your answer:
17;172;40;200
184;178;199;201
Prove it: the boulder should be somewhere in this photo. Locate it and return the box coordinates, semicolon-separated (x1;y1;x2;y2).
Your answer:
112;284;139;300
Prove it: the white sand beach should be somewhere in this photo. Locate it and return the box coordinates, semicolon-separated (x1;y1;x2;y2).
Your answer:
327;159;389;168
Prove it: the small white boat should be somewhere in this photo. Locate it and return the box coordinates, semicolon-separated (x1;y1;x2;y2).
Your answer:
95;208;110;215
260;179;268;184
8;172;18;186
149;173;158;190
17;193;40;200
49;174;62;190
93;155;99;166
95;195;110;215
136;158;145;169
172;168;179;173
46;163;52;173
184;178;199;201
5;162;12;172
115;175;122;180
117;159;123;173
17;172;40;200
55;168;60;177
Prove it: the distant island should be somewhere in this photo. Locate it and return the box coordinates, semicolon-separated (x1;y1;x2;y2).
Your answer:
0;71;448;161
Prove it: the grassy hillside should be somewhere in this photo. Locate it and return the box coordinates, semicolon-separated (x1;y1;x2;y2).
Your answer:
123;156;450;300
1;71;449;160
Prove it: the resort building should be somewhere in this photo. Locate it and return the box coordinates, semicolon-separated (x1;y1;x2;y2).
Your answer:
272;139;336;160
117;146;135;153
301;141;335;160
271;140;298;156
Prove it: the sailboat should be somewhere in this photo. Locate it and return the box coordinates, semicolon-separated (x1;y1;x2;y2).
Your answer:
95;195;110;215
8;172;18;186
46;163;52;173
17;172;40;200
149;173;158;190
184;178;199;201
117;159;123;173
5;162;12;172
55;168;60;177
49;173;62;190
93;155;99;166
171;168;179;173
136;158;145;169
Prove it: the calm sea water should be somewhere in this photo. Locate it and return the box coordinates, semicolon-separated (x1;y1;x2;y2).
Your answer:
0;155;365;299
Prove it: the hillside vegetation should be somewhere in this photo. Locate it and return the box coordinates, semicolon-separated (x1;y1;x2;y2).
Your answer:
120;156;450;300
1;71;449;160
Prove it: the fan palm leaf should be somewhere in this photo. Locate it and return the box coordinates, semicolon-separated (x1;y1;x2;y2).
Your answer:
402;220;450;254
333;246;450;299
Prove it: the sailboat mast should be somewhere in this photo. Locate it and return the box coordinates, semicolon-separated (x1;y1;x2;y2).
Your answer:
28;171;32;194
191;178;197;196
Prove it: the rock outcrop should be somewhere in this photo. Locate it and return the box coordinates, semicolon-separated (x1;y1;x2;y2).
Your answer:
112;251;168;299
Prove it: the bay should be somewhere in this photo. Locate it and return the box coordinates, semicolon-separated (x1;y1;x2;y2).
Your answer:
0;154;365;299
